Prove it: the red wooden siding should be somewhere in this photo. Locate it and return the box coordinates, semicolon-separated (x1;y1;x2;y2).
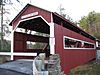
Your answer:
14;32;49;52
54;23;96;74
12;4;51;29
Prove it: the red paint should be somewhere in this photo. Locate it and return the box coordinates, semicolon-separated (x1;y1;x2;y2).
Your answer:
54;24;96;74
14;32;49;52
10;4;96;75
11;4;51;29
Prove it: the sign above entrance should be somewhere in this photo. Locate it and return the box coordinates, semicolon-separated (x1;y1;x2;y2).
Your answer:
21;12;38;19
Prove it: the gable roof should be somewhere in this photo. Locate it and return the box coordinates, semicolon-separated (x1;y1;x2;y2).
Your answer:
9;4;51;26
52;12;96;40
9;4;96;40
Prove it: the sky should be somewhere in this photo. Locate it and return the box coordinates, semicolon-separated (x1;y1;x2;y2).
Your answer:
3;0;100;40
7;0;100;21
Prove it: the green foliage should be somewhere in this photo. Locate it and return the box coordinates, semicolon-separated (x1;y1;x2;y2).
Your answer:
87;11;96;24
79;11;100;39
95;13;100;24
79;16;89;31
93;32;100;39
0;40;11;52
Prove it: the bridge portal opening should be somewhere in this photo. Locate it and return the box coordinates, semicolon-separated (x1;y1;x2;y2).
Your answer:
13;16;50;59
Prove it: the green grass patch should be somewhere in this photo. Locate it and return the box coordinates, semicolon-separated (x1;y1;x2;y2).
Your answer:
70;61;100;75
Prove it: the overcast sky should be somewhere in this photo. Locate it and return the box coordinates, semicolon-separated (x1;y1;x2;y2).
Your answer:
3;0;100;40
7;0;100;22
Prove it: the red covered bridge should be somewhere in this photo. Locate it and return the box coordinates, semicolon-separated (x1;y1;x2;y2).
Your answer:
1;4;100;74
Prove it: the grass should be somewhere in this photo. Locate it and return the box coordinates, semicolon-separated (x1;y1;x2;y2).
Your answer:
70;61;100;75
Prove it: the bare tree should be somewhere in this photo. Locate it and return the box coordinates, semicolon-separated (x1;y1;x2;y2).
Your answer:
58;4;66;18
0;0;20;51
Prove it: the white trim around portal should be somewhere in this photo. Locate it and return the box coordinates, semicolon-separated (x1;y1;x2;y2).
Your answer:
21;12;38;19
0;52;11;55
0;52;37;56
49;23;55;37
63;36;96;50
13;52;37;56
96;41;98;47
49;23;55;54
51;13;53;22
12;15;50;33
10;15;50;60
11;29;14;60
